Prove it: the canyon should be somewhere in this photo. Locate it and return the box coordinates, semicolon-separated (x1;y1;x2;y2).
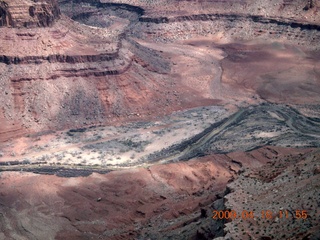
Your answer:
0;0;320;239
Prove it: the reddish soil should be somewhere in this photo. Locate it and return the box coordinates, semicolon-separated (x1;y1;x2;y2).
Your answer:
221;41;320;104
0;146;315;239
0;0;320;239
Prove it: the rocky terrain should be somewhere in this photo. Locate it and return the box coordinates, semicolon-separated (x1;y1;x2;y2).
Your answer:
1;0;320;141
1;146;317;240
220;149;320;240
0;0;60;28
0;0;320;239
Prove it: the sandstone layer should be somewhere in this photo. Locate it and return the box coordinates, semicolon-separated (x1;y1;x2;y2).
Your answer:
0;0;319;141
0;0;320;239
0;0;60;28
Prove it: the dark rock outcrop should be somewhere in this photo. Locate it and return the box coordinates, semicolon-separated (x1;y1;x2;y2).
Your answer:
0;1;13;27
0;52;119;65
0;0;60;28
139;13;320;31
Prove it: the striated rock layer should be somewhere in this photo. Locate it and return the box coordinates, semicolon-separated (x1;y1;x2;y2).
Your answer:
0;0;319;239
0;0;60;28
0;0;319;142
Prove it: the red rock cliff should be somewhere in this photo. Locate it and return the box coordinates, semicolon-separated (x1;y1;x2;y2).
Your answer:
0;0;60;28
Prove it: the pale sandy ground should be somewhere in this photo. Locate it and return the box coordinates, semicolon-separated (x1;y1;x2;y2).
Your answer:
0;146;314;239
133;37;227;99
0;153;234;239
0;105;230;168
0;1;319;239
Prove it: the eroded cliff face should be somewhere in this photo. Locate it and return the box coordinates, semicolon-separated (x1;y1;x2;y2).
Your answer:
0;1;320;239
99;0;320;23
0;0;320;142
0;14;183;141
0;0;60;28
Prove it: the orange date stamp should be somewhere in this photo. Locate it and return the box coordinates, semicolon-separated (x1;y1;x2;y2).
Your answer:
212;210;308;220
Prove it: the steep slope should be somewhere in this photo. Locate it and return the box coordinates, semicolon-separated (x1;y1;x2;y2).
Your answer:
219;149;320;240
0;0;60;28
0;146;314;239
1;0;320;142
0;0;320;239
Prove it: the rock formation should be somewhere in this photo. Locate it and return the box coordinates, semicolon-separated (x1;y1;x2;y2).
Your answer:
1;146;316;239
0;0;319;239
0;0;60;28
0;0;319;141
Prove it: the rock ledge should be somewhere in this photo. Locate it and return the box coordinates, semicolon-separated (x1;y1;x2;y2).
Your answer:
0;0;60;28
